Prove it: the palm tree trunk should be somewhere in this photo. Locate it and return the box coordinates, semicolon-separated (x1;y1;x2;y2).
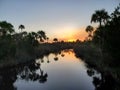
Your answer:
100;21;102;27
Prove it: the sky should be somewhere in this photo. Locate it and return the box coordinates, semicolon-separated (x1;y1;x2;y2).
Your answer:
0;0;119;41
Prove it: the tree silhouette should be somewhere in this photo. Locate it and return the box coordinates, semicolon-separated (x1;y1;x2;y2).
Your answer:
21;31;27;38
0;21;15;36
46;55;50;63
18;24;25;32
85;25;94;40
46;37;49;43
92;4;120;62
20;61;48;83
0;67;17;90
31;32;38;40
53;38;58;42
37;30;46;42
54;52;59;61
91;9;110;27
39;66;48;83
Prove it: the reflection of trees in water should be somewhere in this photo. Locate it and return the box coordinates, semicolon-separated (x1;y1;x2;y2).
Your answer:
63;49;73;54
54;52;59;61
38;50;72;63
0;60;48;90
45;54;50;63
60;51;65;57
87;69;95;77
53;50;71;61
39;66;48;83
92;74;115;90
0;68;17;90
37;50;68;62
20;61;48;83
54;57;58;61
39;54;50;63
20;63;40;81
61;53;65;57
60;49;73;57
0;49;74;90
38;55;44;63
86;65;115;90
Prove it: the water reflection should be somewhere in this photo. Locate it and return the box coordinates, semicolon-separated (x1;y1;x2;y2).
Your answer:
39;65;48;83
40;56;44;63
19;62;48;83
0;68;17;90
0;49;116;90
0;60;48;90
53;52;59;61
86;65;115;90
45;55;50;63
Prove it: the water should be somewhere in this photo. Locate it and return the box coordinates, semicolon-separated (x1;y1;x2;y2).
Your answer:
0;49;103;90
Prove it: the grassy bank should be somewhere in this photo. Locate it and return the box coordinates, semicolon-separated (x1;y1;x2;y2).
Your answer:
0;40;120;89
73;42;120;89
0;42;75;68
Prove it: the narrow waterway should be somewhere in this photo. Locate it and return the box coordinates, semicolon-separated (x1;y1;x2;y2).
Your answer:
0;49;109;90
12;49;101;90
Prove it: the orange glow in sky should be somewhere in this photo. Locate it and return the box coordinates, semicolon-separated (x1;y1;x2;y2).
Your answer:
53;27;88;42
0;0;118;43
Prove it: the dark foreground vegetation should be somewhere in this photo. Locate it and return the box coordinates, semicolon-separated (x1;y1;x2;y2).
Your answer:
0;20;74;67
0;4;120;90
74;4;120;90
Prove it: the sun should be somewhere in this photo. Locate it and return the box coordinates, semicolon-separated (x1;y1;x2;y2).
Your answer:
67;39;76;42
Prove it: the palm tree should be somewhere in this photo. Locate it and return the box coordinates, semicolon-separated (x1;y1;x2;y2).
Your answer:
53;38;58;42
91;9;110;27
46;37;49;43
54;53;58;61
18;24;25;32
31;32;38;40
39;66;48;83
37;30;46;42
26;32;35;44
0;21;15;36
85;25;94;40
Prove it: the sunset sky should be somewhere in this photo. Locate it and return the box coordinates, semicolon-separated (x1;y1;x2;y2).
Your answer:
0;0;119;41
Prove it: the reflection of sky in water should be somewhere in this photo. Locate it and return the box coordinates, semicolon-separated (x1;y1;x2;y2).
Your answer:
14;50;100;90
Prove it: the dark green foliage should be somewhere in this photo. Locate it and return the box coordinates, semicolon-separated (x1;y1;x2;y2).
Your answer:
0;39;16;59
53;38;58;42
93;4;120;62
0;20;75;67
85;25;94;40
0;21;15;35
37;30;46;42
91;9;110;27
0;21;16;60
18;24;25;32
0;21;45;62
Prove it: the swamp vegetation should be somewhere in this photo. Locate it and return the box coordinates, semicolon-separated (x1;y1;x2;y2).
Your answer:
0;4;120;90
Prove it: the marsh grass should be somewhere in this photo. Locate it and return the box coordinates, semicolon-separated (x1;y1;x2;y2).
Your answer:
73;42;120;89
0;42;74;68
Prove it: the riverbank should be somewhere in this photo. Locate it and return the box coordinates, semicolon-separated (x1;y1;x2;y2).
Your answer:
0;41;120;89
0;42;75;68
73;42;120;89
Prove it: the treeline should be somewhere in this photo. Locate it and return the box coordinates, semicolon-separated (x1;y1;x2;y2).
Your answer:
85;4;120;64
0;21;49;62
0;21;78;66
75;4;120;89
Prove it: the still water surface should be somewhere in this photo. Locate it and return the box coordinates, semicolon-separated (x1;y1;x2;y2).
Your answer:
0;49;101;90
